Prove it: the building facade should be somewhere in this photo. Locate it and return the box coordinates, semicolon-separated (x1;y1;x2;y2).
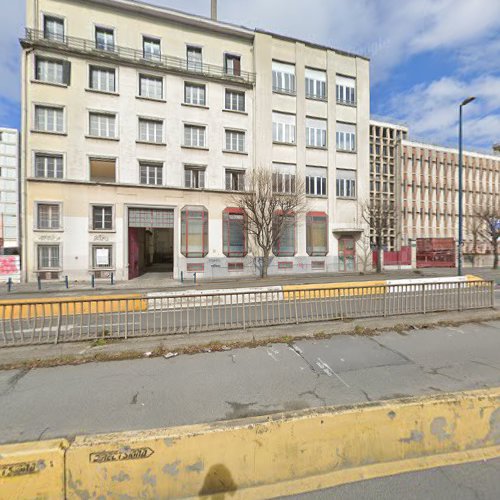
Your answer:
0;128;20;253
21;0;370;282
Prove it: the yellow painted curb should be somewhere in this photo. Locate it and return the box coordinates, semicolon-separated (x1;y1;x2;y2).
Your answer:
283;280;387;299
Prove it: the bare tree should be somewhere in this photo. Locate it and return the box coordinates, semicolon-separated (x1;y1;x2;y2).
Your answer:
466;216;483;266
362;200;394;273
230;167;306;278
356;235;373;273
474;208;500;269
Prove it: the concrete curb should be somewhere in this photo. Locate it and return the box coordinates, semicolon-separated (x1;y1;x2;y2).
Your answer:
1;388;499;499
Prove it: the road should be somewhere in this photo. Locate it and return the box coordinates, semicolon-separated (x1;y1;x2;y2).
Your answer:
0;319;499;444
283;457;500;499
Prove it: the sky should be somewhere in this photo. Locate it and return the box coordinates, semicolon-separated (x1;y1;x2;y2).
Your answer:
1;0;499;152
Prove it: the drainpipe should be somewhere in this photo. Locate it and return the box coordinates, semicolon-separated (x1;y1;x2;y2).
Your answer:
211;0;217;21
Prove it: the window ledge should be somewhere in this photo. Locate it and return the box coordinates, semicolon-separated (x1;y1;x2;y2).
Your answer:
272;89;296;97
182;103;209;109
222;109;248;115
336;100;357;107
336;149;357;154
336;196;357;201
222;150;248;155
88;230;116;233
36;269;62;273
136;96;166;103
31;79;68;88
306;95;327;102
306;145;328;151
85;135;120;141
181;145;209;151
85;88;119;96
90;268;116;272
136;140;166;146
31;130;67;136
306;194;328;199
273;141;296;147
33;229;64;232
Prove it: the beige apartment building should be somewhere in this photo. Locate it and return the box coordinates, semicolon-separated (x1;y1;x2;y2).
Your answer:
20;0;370;282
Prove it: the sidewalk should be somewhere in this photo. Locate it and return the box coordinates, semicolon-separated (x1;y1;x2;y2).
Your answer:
1;267;499;299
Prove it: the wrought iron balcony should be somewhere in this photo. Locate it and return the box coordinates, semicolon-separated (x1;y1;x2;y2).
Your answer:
22;28;256;86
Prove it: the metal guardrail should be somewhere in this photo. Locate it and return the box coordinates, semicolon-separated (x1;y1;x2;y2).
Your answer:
0;281;494;347
22;28;256;86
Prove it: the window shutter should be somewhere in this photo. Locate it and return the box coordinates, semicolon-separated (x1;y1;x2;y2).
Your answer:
225;171;231;190
62;61;71;85
234;58;241;76
184;170;191;188
199;170;205;188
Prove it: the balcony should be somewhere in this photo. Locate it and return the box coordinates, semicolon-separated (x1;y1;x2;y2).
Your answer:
21;28;256;86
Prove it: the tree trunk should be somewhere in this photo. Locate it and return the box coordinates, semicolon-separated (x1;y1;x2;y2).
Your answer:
376;238;383;273
261;251;270;278
493;238;498;269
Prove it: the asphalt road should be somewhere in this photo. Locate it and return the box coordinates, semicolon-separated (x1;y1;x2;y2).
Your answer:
0;319;499;444
283;457;500;499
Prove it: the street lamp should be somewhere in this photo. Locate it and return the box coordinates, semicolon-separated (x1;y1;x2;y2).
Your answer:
457;96;476;276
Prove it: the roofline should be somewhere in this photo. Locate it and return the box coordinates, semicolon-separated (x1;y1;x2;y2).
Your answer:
369;119;409;131
255;29;370;61
0;127;19;133
402;139;500;161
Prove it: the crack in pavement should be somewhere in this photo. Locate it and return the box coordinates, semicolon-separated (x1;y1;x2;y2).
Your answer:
368;337;414;364
288;343;321;377
471;360;500;372
438;467;481;500
0;368;31;396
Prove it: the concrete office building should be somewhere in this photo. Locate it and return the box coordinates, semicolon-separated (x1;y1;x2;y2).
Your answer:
0;128;20;253
20;0;370;282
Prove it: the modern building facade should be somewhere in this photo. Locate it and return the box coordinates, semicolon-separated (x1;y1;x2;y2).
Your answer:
0;128;20;253
20;0;370;282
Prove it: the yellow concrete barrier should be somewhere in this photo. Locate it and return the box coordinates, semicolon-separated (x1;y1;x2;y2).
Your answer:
64;387;500;499
0;439;68;500
0;294;147;320
283;280;386;300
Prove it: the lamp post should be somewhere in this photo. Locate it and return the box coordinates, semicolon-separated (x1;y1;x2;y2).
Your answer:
457;96;476;276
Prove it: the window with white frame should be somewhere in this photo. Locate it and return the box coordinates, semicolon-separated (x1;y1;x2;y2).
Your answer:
224;54;241;76
272;112;296;144
139;74;163;100
225;169;245;191
225;129;245;152
89;66;115;92
272;61;295;94
143;36;161;61
37;203;60;230
272;163;296;194
305;68;327;100
184;166;205;188
184;124;206;148
306;166;327;196
184;82;206;106
89;112;116;139
187;46;202;72
34;105;64;133
35;57;69;85
140;162;163;185
336;75;356;105
138;118;163;143
95;26;115;51
38;245;60;269
336;169;356;198
43;16;64;41
92;205;113;230
92;245;113;269
306;118;327;148
224;89;245;112
34;153;63;178
336;122;356;152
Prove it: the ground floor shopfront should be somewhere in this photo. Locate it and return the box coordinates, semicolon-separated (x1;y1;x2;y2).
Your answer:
23;181;367;282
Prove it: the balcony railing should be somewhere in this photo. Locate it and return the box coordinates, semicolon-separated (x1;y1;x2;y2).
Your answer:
22;28;256;86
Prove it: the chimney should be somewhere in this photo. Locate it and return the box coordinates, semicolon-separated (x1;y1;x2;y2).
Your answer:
211;0;217;20
493;143;500;156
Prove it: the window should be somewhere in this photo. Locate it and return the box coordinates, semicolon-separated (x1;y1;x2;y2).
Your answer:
336;122;356;152
273;214;295;256
225;169;245;191
34;105;64;133
336;169;356;198
184;124;206;148
225;129;245;152
306;212;328;256
223;208;246;257
92;245;113;269
34;153;63;178
225;89;245;112
272;112;296;144
138;118;163;143
90;158;116;183
38;245;60;270
184;166;205;188
95;26;115;51
89;112;116;139
37;203;60;230
305;68;327;100
35;57;69;85
224;54;241;76
89;66;115;92
306;166;327;196
139;74;163;100
184;83;206;106
43;16;64;41
187;46;202;72
306;118;327;148
272;61;295;94
181;206;208;257
272;163;296;194
336;75;356;105
140;162;163;185
143;36;161;61
92;205;113;230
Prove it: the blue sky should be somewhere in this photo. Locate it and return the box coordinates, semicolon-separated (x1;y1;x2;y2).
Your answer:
1;0;499;151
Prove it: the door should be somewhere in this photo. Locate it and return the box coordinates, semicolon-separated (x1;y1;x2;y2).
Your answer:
128;227;140;279
339;237;356;271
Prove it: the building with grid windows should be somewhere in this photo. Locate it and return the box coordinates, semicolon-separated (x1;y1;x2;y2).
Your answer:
20;0;370;282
